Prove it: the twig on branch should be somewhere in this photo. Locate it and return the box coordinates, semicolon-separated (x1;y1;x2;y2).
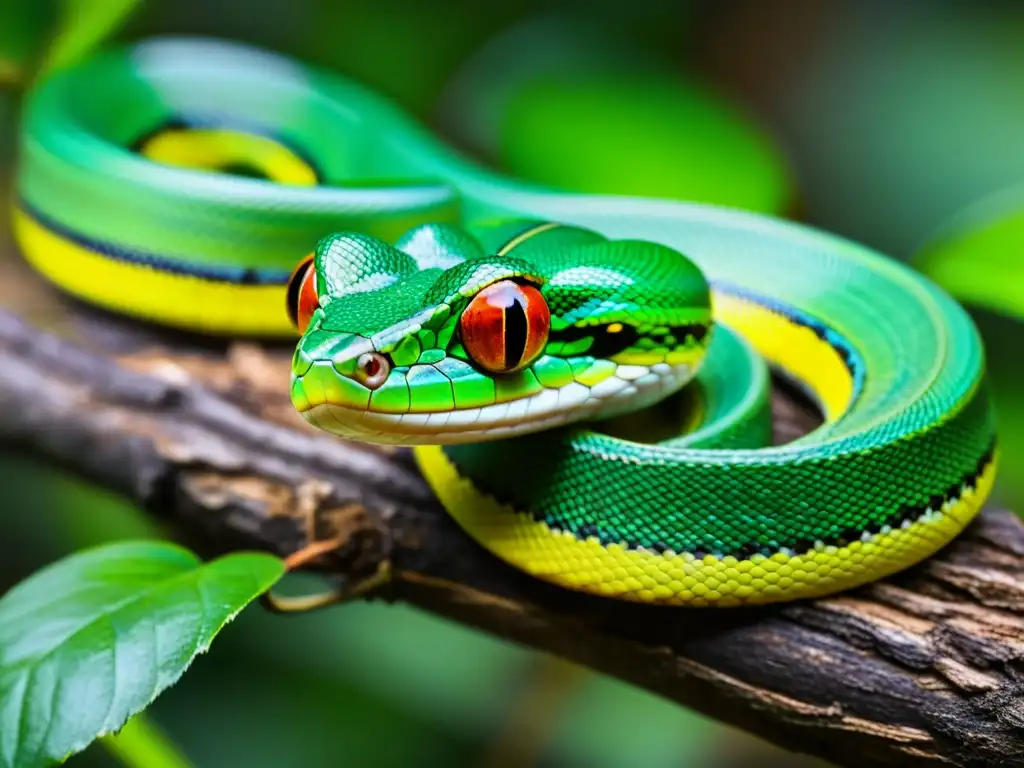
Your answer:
1;251;1023;768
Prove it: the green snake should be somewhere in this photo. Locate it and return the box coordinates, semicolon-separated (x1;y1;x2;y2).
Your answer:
13;38;997;606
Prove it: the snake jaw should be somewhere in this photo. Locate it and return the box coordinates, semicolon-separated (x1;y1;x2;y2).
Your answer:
293;359;700;445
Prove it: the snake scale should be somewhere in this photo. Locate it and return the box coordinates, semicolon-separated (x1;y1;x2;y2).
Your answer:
12;38;997;606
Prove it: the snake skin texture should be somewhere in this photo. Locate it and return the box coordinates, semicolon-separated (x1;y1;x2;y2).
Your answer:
12;38;998;605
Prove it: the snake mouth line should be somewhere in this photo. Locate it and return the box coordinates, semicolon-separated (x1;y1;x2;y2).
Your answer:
296;362;697;444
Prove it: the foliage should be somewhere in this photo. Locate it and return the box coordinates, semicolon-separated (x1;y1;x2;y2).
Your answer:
0;0;141;86
0;541;283;767
99;714;192;768
39;0;143;76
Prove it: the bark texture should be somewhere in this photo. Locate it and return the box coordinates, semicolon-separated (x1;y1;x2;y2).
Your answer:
2;252;1023;768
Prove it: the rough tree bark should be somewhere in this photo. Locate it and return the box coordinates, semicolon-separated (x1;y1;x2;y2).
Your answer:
1;249;1023;768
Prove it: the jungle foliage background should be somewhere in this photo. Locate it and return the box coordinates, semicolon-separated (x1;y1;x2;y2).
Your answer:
2;1;1024;766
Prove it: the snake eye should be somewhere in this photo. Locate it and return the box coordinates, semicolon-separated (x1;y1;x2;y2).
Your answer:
286;254;318;334
460;279;550;373
355;352;390;389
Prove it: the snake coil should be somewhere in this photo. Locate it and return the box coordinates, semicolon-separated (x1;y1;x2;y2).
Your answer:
13;38;997;606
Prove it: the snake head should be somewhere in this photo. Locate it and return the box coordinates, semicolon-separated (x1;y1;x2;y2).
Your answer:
289;222;713;444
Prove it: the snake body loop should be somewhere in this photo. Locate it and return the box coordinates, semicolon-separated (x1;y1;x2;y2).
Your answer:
13;38;997;606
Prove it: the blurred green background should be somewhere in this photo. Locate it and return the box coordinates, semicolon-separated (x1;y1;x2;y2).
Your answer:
3;1;1024;766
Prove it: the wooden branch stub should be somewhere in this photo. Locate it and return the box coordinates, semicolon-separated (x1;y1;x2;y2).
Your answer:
1;250;1023;767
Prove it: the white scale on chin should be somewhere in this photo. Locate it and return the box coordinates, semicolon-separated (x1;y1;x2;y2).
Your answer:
302;362;693;444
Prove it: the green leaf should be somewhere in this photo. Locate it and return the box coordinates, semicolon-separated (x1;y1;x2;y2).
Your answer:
0;541;285;768
435;14;791;216
38;0;143;76
914;185;1024;321
0;0;141;87
101;712;193;768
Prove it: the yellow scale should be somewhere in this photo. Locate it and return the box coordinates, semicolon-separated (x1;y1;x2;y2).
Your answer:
14;126;317;336
415;292;998;606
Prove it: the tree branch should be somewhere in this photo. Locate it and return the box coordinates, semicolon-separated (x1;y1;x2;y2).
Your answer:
1;253;1023;768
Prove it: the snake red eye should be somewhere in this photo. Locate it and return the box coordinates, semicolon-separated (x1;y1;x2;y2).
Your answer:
286;254;318;334
460;280;550;373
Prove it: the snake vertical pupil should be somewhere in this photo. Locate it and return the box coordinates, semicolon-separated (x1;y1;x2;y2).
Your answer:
503;298;528;370
460;280;550;373
286;254;318;333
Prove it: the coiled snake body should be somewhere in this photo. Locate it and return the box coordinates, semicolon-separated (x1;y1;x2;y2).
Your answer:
13;39;997;606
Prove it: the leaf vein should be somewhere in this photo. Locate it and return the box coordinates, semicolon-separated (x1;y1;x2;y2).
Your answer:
97;613;119;735
5;669;29;767
35;647;66;765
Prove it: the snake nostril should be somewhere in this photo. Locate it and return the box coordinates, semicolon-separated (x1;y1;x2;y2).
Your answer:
356;352;390;390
